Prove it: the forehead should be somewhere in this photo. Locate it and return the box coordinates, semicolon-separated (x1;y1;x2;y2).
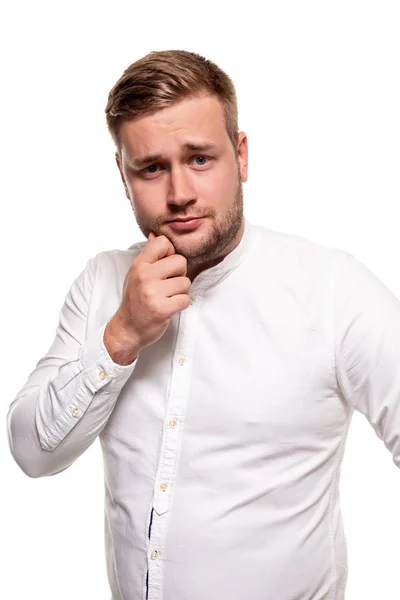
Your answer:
119;94;229;159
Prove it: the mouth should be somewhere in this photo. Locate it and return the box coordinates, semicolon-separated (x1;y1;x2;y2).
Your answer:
167;216;203;222
167;217;204;231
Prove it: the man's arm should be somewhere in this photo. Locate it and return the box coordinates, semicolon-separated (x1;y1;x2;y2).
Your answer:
334;252;400;466
6;254;138;478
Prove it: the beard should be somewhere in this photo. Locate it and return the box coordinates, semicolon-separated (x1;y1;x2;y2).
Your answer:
175;177;244;268
132;164;244;271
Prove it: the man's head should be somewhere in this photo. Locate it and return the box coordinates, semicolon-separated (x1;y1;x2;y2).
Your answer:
105;50;248;279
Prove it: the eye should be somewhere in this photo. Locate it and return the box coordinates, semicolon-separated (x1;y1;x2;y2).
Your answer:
142;164;160;174
140;156;210;177
193;155;209;166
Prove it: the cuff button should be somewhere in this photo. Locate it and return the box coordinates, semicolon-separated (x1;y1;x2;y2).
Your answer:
98;369;107;380
72;408;80;417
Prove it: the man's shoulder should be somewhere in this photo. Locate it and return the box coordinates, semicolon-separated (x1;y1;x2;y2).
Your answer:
88;240;147;277
252;223;350;268
250;224;355;312
97;239;147;260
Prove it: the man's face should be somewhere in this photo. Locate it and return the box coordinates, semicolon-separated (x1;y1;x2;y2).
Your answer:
116;93;248;273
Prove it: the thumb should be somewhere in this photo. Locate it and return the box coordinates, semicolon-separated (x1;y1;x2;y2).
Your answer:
148;231;156;242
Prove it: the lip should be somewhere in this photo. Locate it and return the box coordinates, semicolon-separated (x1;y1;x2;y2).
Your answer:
168;217;204;231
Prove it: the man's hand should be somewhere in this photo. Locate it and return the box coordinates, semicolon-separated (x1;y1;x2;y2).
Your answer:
104;231;191;365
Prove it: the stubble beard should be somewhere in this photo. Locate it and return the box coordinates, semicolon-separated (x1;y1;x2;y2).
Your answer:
132;169;244;268
178;179;244;268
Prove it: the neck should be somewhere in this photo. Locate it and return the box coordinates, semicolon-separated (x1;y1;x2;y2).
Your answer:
187;218;245;283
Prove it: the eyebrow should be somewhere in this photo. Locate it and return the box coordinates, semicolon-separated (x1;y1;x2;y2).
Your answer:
130;142;219;169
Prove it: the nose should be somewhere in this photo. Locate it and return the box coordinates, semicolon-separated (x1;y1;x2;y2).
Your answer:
167;165;196;207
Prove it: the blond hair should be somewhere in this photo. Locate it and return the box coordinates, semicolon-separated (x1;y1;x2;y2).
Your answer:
105;50;238;153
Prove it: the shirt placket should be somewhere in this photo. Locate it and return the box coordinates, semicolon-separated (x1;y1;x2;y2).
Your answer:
146;290;204;600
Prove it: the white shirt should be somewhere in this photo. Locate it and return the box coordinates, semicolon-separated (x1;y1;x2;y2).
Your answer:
7;217;400;600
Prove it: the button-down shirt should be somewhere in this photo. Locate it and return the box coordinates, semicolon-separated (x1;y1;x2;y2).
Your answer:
7;217;400;600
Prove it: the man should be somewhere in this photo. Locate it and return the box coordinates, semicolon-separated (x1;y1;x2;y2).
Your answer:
6;50;400;600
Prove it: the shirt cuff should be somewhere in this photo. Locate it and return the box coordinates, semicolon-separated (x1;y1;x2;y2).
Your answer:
81;322;138;394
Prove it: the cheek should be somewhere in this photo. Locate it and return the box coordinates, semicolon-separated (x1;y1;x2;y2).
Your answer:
129;184;164;222
128;177;147;196
199;164;236;196
129;178;164;206
210;168;239;201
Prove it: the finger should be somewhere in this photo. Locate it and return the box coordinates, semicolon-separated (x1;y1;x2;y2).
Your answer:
164;293;191;316
141;233;176;263
153;254;188;279
160;276;191;297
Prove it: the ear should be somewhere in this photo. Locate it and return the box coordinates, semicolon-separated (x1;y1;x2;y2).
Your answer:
237;132;248;183
115;152;130;200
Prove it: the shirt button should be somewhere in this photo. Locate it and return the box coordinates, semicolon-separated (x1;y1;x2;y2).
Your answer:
178;357;185;366
98;369;107;380
72;408;79;417
189;296;195;304
160;483;169;492
150;550;159;560
168;419;177;429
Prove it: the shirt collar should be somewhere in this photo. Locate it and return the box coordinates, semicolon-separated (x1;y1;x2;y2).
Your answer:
128;216;255;288
190;216;254;288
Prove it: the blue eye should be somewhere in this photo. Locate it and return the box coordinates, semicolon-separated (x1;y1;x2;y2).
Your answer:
141;156;209;176
194;156;208;165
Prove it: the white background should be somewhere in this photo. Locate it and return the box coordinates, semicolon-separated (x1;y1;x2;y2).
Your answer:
1;1;400;598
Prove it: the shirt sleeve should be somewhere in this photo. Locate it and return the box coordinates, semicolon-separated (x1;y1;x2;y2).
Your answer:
6;253;138;478
333;252;400;467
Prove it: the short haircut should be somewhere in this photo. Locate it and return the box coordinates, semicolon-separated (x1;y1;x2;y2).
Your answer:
105;50;239;154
